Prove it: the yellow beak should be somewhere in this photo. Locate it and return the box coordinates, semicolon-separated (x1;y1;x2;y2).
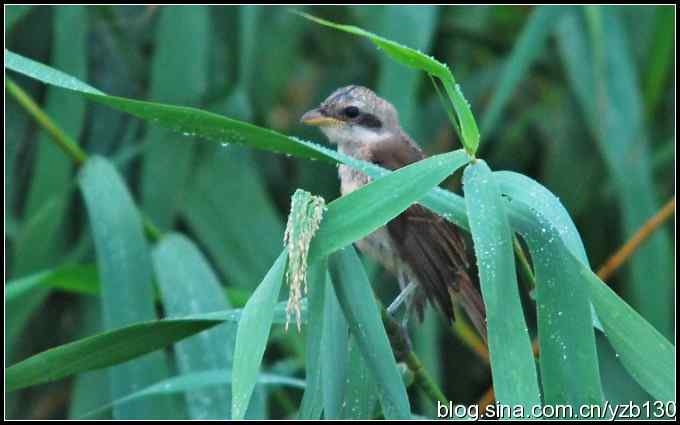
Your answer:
300;108;341;127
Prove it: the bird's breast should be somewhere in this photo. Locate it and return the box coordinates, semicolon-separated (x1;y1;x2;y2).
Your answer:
338;163;403;275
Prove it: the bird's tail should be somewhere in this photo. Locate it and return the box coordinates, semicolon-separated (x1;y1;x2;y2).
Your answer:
451;271;487;343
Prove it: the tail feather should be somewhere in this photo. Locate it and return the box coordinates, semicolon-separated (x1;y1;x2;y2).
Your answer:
453;271;487;343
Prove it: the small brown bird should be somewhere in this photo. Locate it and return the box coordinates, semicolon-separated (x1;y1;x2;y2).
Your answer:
301;85;487;342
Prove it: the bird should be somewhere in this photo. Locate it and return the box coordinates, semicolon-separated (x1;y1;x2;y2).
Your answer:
300;85;487;342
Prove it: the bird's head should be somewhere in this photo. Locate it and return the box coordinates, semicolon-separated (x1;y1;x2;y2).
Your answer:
300;85;400;146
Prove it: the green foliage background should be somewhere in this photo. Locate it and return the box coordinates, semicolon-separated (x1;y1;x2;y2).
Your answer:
4;5;675;419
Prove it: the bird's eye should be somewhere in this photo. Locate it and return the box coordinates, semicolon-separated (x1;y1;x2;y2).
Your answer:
343;106;360;118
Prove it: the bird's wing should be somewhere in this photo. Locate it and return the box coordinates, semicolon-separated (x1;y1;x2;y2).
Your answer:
369;135;486;339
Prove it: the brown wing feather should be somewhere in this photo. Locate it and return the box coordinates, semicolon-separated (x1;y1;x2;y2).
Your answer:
370;134;487;339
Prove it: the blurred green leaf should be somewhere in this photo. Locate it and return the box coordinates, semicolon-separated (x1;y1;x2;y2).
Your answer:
642;6;674;117
231;251;287;419
329;246;411;419
557;8;673;338
140;6;209;228
67;299;111;419
152;234;234;419
79;156;176;418
463;160;540;412
375;6;438;136
6;264;98;305
480;5;567;141
15;6;87;275
181;146;283;289
5;5;33;31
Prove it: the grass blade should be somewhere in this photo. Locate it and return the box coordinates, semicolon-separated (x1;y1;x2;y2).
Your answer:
181;147;283;290
580;266;675;402
320;278;350;419
152;234;235;419
502;194;604;407
329;246;411;419
5;300;301;393
556;8;673;338
463;160;540;411
480;6;568;140
298;260;327;419
79;156;175;418
495;170;603;330
140;6;209;228
341;335;379;419
81;370;305;419
6;264;98;306
12;6;87;289
231;251;288;419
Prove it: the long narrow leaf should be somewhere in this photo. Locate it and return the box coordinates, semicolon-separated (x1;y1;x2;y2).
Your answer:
463;160;541;411
6;299;299;391
81;370;305;419
231;251;288;419
321;280;350;419
503;195;604;407
153;234;235;419
480;6;568;140
329;247;411;419
298;260;327;419
80;156;174;419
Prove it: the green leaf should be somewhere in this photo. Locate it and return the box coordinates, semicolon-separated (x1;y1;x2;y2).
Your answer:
463;160;541;412
341;336;379;419
231;251;287;419
375;6;439;136
580;267;675;401
321;278;349;419
642;6;674;117
557;7;673;338
67;298;110;419
480;6;568;141
309;150;470;262
5;301;300;393
141;6;209;228
81;370;305;419
502;194;604;407
297;11;480;155
329;246;411;419
14;6;87;277
79;156;175;419
495;170;603;330
298;260;327;420
152;234;235;419
5;318;221;393
6;5;33;30
181;146;283;290
6;264;99;305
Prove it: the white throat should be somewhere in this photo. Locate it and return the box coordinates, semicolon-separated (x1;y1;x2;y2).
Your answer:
321;125;390;146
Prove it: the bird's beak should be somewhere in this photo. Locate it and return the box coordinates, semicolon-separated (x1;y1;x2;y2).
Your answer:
300;108;340;127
